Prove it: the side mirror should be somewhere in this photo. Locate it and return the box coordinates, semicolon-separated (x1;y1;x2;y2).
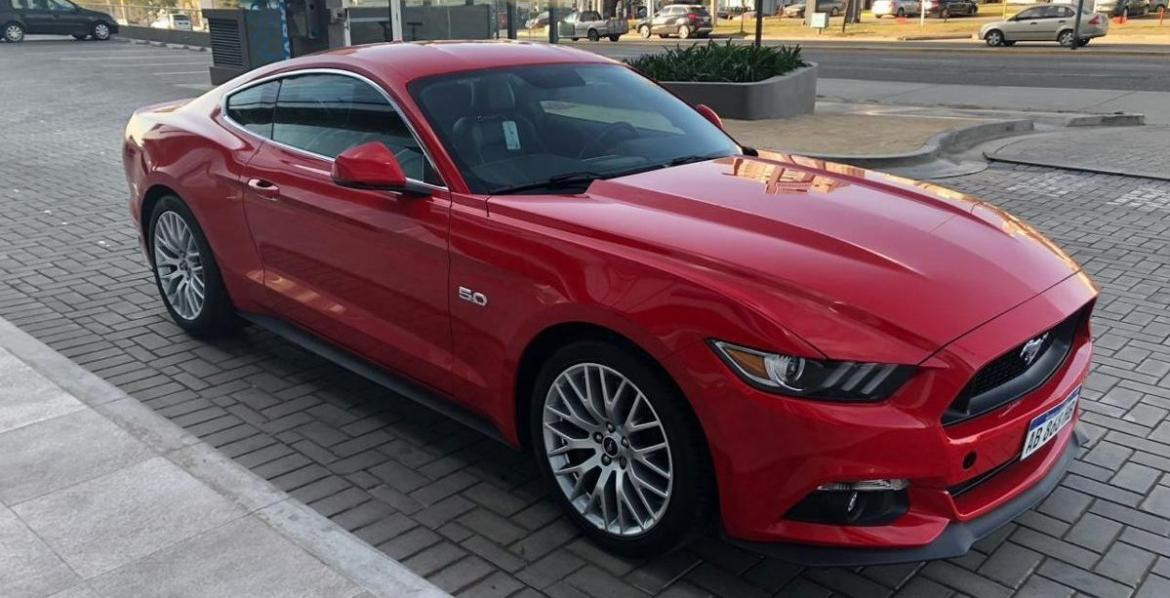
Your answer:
694;104;723;130
332;142;430;196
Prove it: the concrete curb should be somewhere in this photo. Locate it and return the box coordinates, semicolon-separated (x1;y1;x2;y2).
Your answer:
0;316;449;598
984;151;1170;182
114;35;208;52
789;118;1034;169
896;34;972;41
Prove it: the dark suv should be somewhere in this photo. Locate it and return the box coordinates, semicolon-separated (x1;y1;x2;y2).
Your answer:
2;0;118;43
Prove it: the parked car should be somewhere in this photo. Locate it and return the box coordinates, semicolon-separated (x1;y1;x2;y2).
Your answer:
783;0;846;18
151;13;192;31
1;0;118;42
873;0;923;17
929;0;978;17
981;5;1107;47
1095;0;1150;16
124;40;1095;561
1152;0;1168;13
636;4;713;39
525;10;549;28
560;9;629;41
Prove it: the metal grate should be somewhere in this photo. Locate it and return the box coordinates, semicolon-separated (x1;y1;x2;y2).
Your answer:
209;18;243;68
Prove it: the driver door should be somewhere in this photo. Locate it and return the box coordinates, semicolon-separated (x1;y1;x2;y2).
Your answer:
45;0;85;34
1005;7;1045;40
239;73;456;394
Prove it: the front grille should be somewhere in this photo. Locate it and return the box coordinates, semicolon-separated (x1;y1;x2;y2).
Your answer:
943;307;1086;426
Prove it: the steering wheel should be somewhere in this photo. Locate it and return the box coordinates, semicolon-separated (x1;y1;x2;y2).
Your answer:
577;121;640;159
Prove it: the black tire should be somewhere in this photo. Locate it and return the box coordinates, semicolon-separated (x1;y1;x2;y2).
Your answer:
530;340;715;556
985;29;1005;46
588;28;600;41
3;21;24;43
639;24;651;38
91;20;112;40
147;196;240;338
1058;29;1075;47
608;34;620;41
678;24;691;39
896;7;906;16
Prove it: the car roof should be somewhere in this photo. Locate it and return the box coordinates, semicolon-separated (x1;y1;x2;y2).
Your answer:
262;40;617;86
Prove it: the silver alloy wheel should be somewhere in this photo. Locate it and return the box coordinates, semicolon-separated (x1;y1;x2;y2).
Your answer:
4;23;23;42
542;363;673;537
93;22;110;39
153;211;206;321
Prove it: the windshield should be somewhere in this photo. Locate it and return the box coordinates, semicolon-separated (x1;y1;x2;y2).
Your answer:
409;63;741;195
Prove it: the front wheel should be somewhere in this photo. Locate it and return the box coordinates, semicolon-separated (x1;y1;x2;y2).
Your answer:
678;24;691;39
532;341;714;555
3;22;24;43
588;28;600;41
1058;29;1075;47
91;21;111;40
984;29;1005;47
148;196;239;337
639;24;651;38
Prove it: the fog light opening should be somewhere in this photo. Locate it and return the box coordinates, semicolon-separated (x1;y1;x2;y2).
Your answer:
786;479;910;526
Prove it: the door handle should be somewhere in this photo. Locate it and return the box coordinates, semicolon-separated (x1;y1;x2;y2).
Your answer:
247;178;280;199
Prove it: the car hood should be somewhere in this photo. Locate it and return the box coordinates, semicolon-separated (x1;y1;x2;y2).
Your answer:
515;153;1082;363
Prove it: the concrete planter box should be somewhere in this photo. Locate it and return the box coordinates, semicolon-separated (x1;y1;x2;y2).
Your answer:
660;63;818;120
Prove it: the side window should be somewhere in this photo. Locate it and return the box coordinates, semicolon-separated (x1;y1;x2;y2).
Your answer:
273;73;440;185
46;0;73;11
225;80;280;138
1060;7;1075;17
1015;7;1041;19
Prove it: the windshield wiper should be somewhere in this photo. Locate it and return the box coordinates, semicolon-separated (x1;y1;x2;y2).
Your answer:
490;171;608;195
664;153;725;168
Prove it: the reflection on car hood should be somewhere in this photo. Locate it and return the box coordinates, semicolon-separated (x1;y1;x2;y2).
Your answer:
573;153;1083;361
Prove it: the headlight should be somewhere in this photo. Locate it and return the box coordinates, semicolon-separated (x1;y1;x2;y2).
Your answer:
710;340;914;402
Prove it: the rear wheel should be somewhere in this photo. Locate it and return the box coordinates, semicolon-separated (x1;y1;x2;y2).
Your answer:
588;28;600;41
609;34;620;41
984;29;1005;46
639;24;651;38
1058;29;1075;47
148;196;239;338
678;24;691;38
3;22;24;43
91;21;111;40
896;7;906;16
531;341;715;556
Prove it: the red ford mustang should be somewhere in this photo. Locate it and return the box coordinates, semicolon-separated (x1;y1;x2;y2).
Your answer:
123;41;1095;563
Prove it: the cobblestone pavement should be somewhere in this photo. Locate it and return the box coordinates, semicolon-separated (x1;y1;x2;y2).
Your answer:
3;39;1170;598
987;127;1170;183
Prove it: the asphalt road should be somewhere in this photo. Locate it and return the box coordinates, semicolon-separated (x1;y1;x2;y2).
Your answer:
579;39;1170;91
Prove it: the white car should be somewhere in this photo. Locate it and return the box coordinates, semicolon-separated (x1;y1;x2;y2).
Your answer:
873;0;923;17
559;9;629;41
151;13;192;31
980;6;1108;47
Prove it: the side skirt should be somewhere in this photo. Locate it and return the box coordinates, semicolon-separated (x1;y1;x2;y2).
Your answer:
241;314;508;446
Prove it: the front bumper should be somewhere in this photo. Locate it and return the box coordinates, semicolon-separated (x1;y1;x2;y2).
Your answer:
667;271;1096;556
732;427;1084;566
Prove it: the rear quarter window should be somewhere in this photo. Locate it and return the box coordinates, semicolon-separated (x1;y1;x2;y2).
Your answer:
225;80;280;139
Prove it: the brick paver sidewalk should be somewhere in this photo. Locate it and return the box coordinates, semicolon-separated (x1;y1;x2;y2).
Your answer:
2;38;1170;598
0;318;445;598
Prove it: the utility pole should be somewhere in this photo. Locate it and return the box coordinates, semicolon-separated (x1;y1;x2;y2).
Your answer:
1071;0;1086;50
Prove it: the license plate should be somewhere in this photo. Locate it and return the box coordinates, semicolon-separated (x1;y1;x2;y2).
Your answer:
1021;387;1079;461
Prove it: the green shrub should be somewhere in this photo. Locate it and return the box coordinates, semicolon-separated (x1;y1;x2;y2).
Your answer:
624;41;807;83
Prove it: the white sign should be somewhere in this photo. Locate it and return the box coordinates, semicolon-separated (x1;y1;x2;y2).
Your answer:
809;12;828;28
